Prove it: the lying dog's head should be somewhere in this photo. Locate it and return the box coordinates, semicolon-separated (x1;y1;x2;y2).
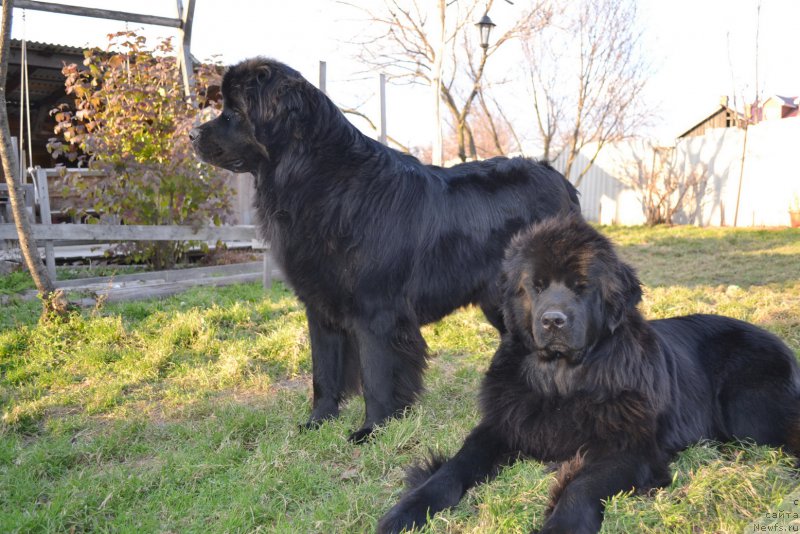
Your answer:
502;215;642;365
190;57;317;173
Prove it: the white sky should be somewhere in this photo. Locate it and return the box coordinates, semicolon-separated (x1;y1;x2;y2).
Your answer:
11;0;800;150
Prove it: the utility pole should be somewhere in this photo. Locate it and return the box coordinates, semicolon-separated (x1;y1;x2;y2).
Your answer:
431;0;445;165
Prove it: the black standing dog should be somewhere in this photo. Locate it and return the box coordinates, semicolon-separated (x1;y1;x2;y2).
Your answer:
190;58;581;442
378;215;800;533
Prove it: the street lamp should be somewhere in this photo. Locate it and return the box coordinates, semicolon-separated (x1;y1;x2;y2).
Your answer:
476;14;496;49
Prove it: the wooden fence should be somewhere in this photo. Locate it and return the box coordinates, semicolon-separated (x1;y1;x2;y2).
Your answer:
0;167;276;286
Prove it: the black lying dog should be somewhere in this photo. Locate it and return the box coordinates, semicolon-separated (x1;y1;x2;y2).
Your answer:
190;57;581;442
378;215;800;533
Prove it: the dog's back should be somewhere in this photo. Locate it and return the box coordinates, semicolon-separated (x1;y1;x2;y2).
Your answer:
406;157;580;325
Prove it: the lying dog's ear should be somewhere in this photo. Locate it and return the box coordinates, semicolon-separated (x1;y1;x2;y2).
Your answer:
606;261;642;334
500;241;538;348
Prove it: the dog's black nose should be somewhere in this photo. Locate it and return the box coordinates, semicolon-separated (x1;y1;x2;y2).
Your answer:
189;128;200;141
541;310;567;330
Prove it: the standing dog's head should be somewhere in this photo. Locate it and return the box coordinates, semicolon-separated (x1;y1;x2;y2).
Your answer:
190;57;317;173
502;215;642;365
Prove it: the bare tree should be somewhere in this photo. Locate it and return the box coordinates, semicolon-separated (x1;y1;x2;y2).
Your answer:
345;0;551;162
620;146;709;226
521;22;565;162
412;102;518;163
522;0;649;185
339;107;411;153
471;91;521;157
475;86;506;156
0;0;69;318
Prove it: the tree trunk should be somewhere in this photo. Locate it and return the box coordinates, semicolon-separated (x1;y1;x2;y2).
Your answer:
0;0;69;318
466;123;477;160
456;119;467;162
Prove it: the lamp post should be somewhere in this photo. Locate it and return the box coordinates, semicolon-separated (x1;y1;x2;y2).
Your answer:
476;14;495;49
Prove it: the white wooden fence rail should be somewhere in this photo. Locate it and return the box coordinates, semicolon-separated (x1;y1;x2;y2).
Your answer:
0;168;273;286
0;223;259;242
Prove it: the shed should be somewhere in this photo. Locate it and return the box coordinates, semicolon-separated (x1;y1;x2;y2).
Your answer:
5;38;85;170
678;97;746;139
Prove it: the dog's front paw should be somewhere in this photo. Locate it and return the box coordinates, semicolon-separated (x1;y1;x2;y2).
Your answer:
376;500;429;534
348;426;375;443
298;420;323;432
536;514;598;534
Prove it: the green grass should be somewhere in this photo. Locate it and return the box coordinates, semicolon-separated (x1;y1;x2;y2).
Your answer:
1;224;800;533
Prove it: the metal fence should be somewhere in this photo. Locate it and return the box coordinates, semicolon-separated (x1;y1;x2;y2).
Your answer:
553;117;800;227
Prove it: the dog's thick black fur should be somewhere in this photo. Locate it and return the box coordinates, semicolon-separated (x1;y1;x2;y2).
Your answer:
378;215;800;533
190;58;581;442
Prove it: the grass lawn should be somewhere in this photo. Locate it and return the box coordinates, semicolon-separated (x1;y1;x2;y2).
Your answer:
1;224;800;533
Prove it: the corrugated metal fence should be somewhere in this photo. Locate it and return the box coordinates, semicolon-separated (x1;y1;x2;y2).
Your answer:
552;117;800;226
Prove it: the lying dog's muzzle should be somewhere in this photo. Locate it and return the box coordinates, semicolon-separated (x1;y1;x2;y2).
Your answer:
536;341;585;365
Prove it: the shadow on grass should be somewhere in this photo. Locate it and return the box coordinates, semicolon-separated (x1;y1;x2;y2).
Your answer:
614;228;800;288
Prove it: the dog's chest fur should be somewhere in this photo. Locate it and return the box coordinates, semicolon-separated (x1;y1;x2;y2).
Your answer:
480;342;658;460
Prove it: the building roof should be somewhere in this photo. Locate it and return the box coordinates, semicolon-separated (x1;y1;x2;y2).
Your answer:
7;38;85;113
13;39;86;54
763;95;799;108
677;105;745;139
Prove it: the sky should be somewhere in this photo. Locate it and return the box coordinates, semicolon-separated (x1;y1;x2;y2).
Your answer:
11;0;800;150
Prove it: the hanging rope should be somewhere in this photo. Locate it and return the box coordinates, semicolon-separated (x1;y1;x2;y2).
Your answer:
18;9;35;196
19;9;33;176
24;38;33;172
18;11;24;182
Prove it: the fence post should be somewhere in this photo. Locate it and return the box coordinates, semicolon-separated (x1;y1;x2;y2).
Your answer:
35;168;56;280
319;61;327;95
379;73;387;145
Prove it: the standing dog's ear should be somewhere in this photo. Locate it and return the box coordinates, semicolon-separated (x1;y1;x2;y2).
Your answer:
269;79;316;141
605;261;643;334
254;64;272;85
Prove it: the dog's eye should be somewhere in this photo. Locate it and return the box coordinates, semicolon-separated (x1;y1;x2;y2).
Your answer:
532;280;544;294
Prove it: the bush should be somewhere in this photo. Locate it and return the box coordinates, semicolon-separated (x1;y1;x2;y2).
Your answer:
48;31;233;269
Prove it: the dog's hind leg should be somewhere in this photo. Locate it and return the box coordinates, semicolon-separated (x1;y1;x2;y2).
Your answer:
349;309;427;443
714;330;800;454
720;384;800;453
303;308;361;429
